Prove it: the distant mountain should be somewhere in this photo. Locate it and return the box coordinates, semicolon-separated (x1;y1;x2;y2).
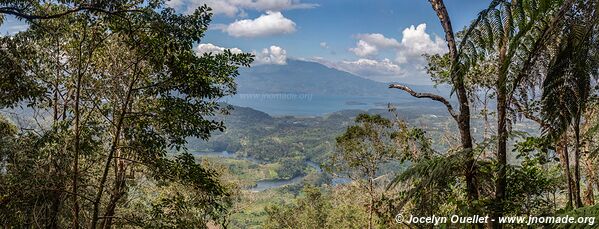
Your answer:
236;59;451;98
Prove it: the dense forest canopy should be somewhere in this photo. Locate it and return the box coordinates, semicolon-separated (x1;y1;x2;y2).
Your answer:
1;0;599;228
1;0;252;228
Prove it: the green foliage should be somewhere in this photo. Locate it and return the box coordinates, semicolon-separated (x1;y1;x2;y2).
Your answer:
331;114;401;179
263;186;369;229
2;1;599;228
0;0;253;227
0;36;44;108
541;6;598;140
504;158;562;216
276;156;306;180
552;204;599;228
388;150;471;216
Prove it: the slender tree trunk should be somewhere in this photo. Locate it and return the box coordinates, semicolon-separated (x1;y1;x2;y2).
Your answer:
494;83;508;228
91;106;125;228
72;43;84;229
72;78;81;229
583;154;595;205
428;0;478;204
493;4;513;227
557;134;573;209
49;193;61;229
91;76;136;228
48;36;62;229
101;174;126;229
573;122;583;208
101;145;128;228
368;179;373;229
54;35;61;121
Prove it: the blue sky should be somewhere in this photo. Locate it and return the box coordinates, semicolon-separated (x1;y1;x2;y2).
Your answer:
178;0;491;84
0;0;490;85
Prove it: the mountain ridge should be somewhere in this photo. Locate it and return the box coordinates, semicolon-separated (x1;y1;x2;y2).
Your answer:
236;59;451;99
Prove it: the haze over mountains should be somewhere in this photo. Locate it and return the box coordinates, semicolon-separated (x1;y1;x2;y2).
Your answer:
224;59;455;116
236;59;451;98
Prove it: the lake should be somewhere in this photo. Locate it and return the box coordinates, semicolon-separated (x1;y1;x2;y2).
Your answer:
221;94;399;116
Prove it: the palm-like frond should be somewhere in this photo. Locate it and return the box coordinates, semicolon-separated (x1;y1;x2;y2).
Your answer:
541;17;595;139
551;204;599;228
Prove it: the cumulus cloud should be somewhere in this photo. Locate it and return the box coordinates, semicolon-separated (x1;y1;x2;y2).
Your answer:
341;23;447;84
195;43;243;55
167;0;318;16
348;33;398;57
319;42;329;49
348;24;446;64
355;33;400;48
313;58;404;82
395;23;446;64
221;11;296;37
195;43;287;65
254;45;288;65
349;40;378;57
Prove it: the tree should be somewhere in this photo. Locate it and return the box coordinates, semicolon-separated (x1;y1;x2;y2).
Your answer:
390;0;480;207
331;114;400;229
0;1;253;228
540;0;599;208
331;113;432;229
456;1;576;224
264;186;331;229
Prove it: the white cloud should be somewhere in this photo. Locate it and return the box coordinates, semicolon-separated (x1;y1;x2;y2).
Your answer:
396;23;446;63
319;42;329;49
348;24;446;64
195;43;243;55
355;33;400;48
342;23;446;84
349;40;378;57
254;45;287;65
313;58;404;82
167;0;318;16
222;11;296;37
348;33;399;57
195;43;287;65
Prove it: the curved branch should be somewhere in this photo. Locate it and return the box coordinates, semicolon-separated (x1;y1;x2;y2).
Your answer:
389;83;458;120
513;100;549;128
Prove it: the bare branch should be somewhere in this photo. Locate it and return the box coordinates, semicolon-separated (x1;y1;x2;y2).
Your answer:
389;83;458;120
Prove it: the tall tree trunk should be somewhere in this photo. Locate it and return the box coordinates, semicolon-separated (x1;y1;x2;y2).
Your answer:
101;169;126;229
583;153;599;204
573;122;583;208
101;140;129;228
72;39;84;229
428;0;478;204
493;3;513;225
368;178;373;229
495;85;508;227
48;35;62;229
557;134;573;209
90;75;136;228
